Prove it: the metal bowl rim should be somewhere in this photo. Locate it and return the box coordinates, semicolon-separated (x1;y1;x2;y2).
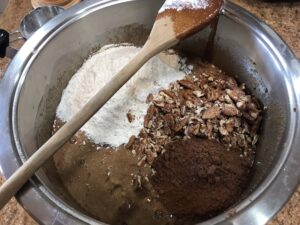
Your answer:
0;0;299;224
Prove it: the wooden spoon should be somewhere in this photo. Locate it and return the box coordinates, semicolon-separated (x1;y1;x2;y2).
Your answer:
0;0;223;209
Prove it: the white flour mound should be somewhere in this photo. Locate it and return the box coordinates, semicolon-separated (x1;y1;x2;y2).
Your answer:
159;0;209;12
57;44;188;147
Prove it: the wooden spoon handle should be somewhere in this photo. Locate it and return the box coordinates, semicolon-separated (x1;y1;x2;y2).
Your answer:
0;14;178;209
0;45;155;209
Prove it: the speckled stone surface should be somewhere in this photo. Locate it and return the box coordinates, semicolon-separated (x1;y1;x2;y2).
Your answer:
0;0;299;224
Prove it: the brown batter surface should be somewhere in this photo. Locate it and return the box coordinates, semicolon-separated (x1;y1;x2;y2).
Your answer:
53;122;174;225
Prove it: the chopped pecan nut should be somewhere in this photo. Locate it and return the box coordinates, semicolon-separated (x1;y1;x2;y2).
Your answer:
219;127;229;136
127;110;135;123
144;105;156;128
250;116;262;134
222;104;239;116
182;90;196;101
242;112;256;122
252;135;259;145
147;105;157;118
153;100;165;108
180;105;186;116
137;155;147;167
163;114;175;130
236;101;246;109
250;111;259;119
125;135;136;149
184;124;199;137
161;103;174;113
146;93;154;104
186;101;195;109
161;90;176;99
225;119;235;132
125;62;262;168
173;117;188;132
202;106;221;119
225;77;238;89
208;89;221;101
226;89;244;102
193;90;204;98
178;79;197;90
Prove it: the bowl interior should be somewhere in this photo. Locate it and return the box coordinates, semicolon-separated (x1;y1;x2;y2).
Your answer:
14;0;290;223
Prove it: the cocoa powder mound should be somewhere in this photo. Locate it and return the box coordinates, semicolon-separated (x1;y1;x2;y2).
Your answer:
150;137;252;217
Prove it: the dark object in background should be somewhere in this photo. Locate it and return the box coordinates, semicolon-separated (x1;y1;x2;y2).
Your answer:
0;29;9;58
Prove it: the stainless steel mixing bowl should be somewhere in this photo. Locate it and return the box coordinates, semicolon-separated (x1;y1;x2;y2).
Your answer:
19;6;65;40
0;0;300;224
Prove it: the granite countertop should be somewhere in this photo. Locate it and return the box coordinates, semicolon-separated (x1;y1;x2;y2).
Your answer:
0;0;299;224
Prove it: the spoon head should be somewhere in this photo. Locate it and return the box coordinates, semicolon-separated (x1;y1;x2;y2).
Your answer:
158;0;223;39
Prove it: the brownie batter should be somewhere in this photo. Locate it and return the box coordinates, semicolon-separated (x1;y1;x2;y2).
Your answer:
53;123;173;225
53;59;262;225
151;137;251;217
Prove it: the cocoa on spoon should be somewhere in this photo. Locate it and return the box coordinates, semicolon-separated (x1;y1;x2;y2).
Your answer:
0;0;223;209
158;0;223;39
